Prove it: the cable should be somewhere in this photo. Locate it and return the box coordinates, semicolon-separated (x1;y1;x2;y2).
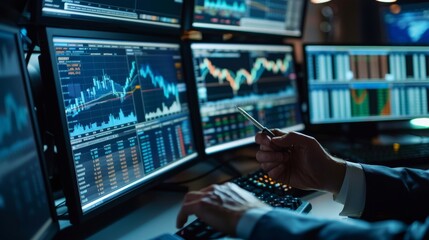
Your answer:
25;41;35;65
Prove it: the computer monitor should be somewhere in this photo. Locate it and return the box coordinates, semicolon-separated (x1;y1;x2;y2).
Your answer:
41;28;198;223
381;2;429;44
188;43;304;155
0;24;58;239
189;0;307;37
304;44;429;125
40;0;183;30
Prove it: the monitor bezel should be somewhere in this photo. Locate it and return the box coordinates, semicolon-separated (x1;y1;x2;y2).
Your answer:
184;0;308;38
302;43;429;130
0;23;59;239
40;27;200;224
183;40;305;158
34;1;184;36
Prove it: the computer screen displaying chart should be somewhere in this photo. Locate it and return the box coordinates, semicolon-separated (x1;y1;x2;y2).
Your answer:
305;45;429;124
42;0;182;29
191;0;306;36
381;2;429;43
0;25;58;240
190;43;304;154
45;29;197;221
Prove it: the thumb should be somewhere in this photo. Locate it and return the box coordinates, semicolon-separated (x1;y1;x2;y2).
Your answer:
270;134;290;148
271;129;286;137
271;131;300;149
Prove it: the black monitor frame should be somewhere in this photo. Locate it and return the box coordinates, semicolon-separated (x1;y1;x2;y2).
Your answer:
183;0;307;38
34;1;185;35
183;40;305;158
0;23;59;239
302;43;429;137
39;27;200;224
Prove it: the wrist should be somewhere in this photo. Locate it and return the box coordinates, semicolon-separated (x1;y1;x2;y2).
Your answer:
325;157;347;195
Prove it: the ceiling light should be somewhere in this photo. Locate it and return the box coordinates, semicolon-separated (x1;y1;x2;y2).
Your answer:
311;0;332;4
376;0;397;3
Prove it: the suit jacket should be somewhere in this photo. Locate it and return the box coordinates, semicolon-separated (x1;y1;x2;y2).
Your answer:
249;164;429;239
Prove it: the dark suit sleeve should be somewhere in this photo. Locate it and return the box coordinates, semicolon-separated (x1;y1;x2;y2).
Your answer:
360;164;429;222
249;209;429;240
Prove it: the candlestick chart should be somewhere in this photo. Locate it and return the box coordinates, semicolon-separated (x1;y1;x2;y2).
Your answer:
61;55;139;137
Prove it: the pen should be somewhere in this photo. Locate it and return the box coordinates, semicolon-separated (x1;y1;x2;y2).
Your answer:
236;106;275;138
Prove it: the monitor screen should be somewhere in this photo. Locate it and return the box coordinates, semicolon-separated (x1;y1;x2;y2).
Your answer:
41;0;183;29
382;2;429;43
191;0;306;37
190;43;304;154
44;28;197;221
0;25;58;239
304;45;429;125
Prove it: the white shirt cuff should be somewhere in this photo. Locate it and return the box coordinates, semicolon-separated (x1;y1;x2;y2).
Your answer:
333;161;366;217
236;207;272;239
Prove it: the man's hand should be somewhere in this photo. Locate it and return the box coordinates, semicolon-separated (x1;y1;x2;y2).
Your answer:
255;130;346;195
176;182;270;236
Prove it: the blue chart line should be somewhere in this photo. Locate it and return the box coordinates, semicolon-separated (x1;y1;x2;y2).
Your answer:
65;61;139;117
204;0;247;14
139;64;179;100
0;93;29;144
139;63;182;120
65;60;139;137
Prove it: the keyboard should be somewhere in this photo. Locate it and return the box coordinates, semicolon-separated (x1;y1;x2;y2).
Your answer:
331;142;429;166
176;170;312;239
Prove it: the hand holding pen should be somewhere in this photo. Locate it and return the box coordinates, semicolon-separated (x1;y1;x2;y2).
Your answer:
237;106;346;193
254;128;347;194
236;106;294;185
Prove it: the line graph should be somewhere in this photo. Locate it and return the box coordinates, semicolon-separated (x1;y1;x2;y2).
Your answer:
198;53;294;101
137;55;182;120
203;0;247;14
65;61;140;117
195;0;247;20
139;64;179;100
61;55;139;137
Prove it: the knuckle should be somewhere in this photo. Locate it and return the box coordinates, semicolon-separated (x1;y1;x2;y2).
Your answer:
256;151;263;160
